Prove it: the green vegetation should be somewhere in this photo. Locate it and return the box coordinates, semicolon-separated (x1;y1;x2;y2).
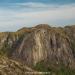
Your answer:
34;61;75;75
54;67;75;75
34;60;49;72
0;41;11;56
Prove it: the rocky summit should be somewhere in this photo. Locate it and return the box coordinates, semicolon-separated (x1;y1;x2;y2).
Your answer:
0;24;75;75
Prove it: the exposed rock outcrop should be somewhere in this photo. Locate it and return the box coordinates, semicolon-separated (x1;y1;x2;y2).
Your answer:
0;24;75;73
11;25;75;69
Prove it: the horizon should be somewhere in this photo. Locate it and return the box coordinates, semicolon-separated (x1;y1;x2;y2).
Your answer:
0;24;74;32
0;0;75;31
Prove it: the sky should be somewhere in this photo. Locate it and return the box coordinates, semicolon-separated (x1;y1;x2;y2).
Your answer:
0;0;75;31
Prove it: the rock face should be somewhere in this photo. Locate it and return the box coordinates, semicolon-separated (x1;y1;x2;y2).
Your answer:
12;24;75;68
0;24;75;71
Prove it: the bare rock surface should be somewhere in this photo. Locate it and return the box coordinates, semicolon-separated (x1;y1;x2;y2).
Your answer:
0;24;75;74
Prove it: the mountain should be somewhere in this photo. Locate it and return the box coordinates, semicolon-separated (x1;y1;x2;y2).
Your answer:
0;24;75;75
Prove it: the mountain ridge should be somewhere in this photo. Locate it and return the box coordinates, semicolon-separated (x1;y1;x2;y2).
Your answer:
0;24;75;75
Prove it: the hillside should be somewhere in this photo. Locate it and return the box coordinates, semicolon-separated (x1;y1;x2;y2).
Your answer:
0;24;75;75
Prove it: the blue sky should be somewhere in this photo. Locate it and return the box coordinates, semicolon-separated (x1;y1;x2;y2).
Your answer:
0;0;75;31
0;0;75;4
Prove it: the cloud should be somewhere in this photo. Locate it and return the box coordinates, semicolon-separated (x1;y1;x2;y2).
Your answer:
0;2;75;31
1;2;75;11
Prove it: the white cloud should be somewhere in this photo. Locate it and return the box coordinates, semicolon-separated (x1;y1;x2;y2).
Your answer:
0;2;75;31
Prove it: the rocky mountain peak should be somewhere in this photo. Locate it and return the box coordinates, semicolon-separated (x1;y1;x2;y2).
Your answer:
0;24;75;74
11;25;75;69
34;24;50;29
